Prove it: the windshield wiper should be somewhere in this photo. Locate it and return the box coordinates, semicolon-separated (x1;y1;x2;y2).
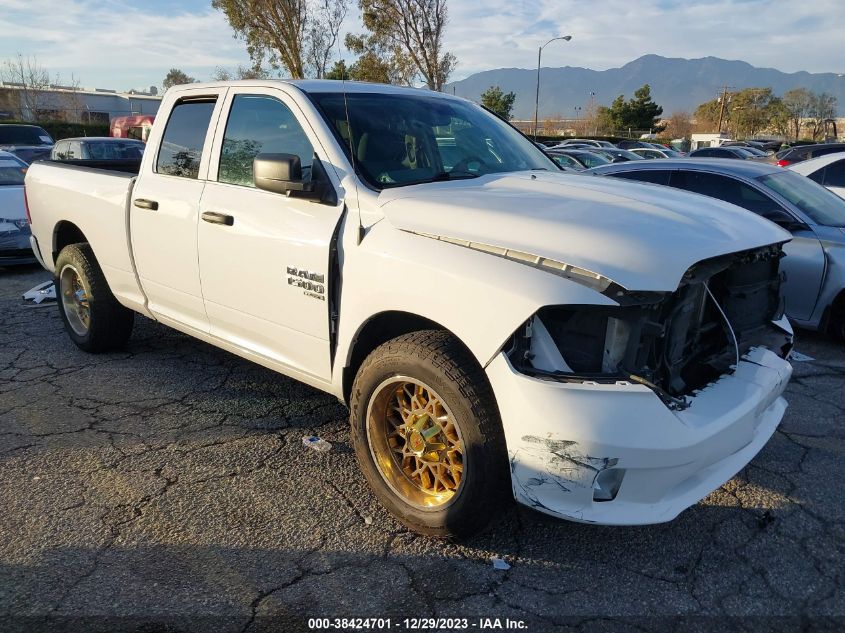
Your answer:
424;171;480;183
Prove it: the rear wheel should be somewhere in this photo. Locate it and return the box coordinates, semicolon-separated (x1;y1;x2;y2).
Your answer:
350;330;508;538
55;243;134;352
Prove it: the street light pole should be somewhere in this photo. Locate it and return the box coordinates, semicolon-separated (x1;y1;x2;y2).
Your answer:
534;35;572;139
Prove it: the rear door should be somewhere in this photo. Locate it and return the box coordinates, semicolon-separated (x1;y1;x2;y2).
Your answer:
130;88;227;332
669;170;825;321
196;86;345;382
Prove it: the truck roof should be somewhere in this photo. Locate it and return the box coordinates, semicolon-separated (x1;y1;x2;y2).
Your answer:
167;79;459;99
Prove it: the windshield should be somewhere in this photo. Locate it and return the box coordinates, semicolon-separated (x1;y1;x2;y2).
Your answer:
0;126;53;146
759;170;845;226
0;157;27;185
309;92;555;189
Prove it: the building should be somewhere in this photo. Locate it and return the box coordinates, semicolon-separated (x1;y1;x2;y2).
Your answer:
0;83;161;124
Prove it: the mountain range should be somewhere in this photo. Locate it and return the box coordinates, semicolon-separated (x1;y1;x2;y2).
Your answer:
445;55;845;120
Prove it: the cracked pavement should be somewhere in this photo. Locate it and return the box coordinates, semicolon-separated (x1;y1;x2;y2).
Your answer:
1;264;843;632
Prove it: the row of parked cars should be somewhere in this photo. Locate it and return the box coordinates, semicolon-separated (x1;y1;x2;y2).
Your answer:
0;123;144;266
531;136;845;340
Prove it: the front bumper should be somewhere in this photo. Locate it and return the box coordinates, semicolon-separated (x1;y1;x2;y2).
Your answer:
487;345;792;525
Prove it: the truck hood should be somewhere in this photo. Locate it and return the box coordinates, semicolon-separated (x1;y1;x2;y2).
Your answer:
377;172;791;292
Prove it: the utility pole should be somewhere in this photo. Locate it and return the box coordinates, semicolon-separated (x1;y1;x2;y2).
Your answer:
716;85;734;134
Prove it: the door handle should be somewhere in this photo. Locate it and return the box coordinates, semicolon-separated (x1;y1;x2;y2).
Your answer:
133;198;158;210
201;211;234;226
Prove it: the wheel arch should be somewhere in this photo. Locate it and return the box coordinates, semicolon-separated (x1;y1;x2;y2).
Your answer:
52;220;89;264
340;310;476;405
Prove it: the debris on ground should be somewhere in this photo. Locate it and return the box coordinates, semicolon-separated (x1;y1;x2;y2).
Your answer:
302;435;332;453
364;516;373;525
789;351;815;362
491;557;511;571
22;281;55;306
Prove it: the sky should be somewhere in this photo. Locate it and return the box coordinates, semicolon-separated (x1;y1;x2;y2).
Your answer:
0;0;843;93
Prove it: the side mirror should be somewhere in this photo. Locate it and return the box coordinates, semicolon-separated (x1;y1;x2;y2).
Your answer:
254;153;310;195
253;153;337;205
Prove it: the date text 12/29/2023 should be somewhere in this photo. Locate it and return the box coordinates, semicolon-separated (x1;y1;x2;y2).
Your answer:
307;618;529;630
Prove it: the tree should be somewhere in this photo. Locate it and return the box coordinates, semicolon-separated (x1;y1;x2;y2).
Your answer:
307;0;349;78
782;88;814;140
350;0;456;90
729;88;779;138
600;85;664;132
163;68;196;89
663;111;693;140
808;92;837;141
1;54;50;121
693;87;785;138
625;84;663;131
211;65;271;81
480;85;516;120
344;32;415;84
212;0;348;79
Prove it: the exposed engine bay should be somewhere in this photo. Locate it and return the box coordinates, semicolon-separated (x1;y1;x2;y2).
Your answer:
507;244;794;408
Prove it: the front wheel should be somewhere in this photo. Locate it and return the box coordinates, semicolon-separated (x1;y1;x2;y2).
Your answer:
350;330;509;538
55;243;134;353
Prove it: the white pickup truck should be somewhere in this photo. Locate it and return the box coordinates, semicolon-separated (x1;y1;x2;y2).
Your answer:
25;80;794;537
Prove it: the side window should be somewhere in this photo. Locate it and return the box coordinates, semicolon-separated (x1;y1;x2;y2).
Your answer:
218;94;314;188
807;167;826;184
67;141;81;159
671;171;777;216
156;99;217;179
611;170;671;186
53;141;68;159
823;160;845;187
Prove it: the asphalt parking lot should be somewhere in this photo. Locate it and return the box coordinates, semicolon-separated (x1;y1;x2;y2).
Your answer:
1;263;844;632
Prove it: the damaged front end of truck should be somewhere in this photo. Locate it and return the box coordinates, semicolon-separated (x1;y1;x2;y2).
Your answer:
490;243;794;524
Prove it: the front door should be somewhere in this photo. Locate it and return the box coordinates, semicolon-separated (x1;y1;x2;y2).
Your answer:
197;89;345;382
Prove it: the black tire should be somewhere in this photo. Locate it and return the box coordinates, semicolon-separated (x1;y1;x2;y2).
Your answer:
350;330;509;538
55;243;134;353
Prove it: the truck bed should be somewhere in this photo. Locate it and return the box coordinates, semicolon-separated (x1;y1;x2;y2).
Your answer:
25;160;147;313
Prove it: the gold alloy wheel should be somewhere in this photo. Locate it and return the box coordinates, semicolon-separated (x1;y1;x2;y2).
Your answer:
366;377;465;509
59;264;91;337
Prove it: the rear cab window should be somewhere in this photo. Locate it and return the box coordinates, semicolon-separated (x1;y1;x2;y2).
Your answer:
156;99;217;179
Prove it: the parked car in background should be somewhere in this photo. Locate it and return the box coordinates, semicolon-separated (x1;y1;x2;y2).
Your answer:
554;138;615;148
789;152;845;199
110;115;155;142
735;146;769;158
631;147;685;159
723;141;772;154
584;147;644;162
547;148;611;169
773;143;845;167
51;137;145;161
0;124;54;163
690;146;755;159
616;139;657;150
0;150;34;265
589;158;845;339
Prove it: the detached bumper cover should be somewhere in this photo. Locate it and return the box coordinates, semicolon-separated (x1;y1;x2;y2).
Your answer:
487;346;792;525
